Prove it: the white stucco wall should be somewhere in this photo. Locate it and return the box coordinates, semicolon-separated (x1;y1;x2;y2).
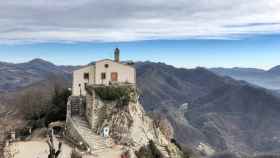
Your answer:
95;60;136;85
72;60;136;96
72;65;95;96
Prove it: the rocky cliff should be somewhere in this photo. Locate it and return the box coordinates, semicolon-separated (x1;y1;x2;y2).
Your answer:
89;86;188;158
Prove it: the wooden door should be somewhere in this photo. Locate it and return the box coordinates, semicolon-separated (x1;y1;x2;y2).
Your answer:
111;72;118;81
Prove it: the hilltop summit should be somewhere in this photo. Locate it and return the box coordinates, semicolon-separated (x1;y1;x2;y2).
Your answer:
65;49;187;157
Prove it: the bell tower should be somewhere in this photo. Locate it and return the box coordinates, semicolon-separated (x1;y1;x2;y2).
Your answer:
114;48;120;62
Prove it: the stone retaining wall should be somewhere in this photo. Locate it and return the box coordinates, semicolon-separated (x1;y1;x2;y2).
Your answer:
65;118;89;150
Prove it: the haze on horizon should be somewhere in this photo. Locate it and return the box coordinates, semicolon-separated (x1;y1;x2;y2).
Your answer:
0;0;279;69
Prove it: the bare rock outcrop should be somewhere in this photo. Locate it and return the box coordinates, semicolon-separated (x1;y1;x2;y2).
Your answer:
93;88;185;158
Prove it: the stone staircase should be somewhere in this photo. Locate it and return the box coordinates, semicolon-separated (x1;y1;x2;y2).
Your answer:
71;116;113;151
70;96;82;115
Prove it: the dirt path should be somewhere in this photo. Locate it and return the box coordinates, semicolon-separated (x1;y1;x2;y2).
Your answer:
8;140;72;158
7;140;124;158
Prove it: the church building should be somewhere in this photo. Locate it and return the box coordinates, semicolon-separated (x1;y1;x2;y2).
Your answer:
72;48;136;96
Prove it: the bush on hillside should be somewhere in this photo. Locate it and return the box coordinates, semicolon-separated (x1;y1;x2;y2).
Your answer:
18;89;51;128
94;86;136;106
44;87;71;126
18;84;71;129
170;139;201;158
135;140;163;158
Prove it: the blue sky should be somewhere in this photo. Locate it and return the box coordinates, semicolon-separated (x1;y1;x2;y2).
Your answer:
0;1;280;69
0;34;279;69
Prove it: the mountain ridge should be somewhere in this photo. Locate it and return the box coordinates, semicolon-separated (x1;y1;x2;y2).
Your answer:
269;65;280;74
1;59;280;156
0;58;79;92
210;66;280;90
136;62;280;155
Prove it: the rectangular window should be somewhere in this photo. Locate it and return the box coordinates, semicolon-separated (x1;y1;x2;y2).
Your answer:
84;73;89;80
111;72;118;81
101;72;106;79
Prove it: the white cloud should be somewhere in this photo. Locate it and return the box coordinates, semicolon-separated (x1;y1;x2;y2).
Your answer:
0;0;279;44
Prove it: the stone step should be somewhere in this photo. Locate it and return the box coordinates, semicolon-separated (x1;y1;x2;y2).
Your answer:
71;100;81;102
71;116;113;151
83;134;106;141
85;136;110;146
71;100;82;103
87;140;111;146
71;103;80;105
71;107;80;110
84;138;105;143
75;121;89;126
86;139;107;143
74;119;88;124
72;117;87;122
87;141;107;147
71;104;80;106
86;138;107;143
85;138;108;144
74;121;89;125
75;124;90;130
71;104;80;107
81;134;107;142
88;145;107;150
71;105;80;107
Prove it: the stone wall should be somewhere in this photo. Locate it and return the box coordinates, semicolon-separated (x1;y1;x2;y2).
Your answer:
85;89;109;131
65;118;89;149
85;93;93;129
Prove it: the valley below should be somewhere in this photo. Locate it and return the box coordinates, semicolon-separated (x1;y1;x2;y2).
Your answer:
1;59;280;157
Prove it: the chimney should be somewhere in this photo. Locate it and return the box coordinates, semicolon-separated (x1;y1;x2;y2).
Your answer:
114;48;120;62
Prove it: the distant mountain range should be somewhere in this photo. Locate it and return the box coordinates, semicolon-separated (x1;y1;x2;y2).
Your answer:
0;59;77;92
210;66;280;90
136;62;280;155
1;59;280;156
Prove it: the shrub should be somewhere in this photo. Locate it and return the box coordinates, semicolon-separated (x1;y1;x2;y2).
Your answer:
44;88;71;126
135;140;163;158
94;86;129;100
135;145;154;158
180;143;201;158
171;139;182;150
18;89;51;128
15;127;32;140
18;84;71;129
94;86;136;107
149;140;162;158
